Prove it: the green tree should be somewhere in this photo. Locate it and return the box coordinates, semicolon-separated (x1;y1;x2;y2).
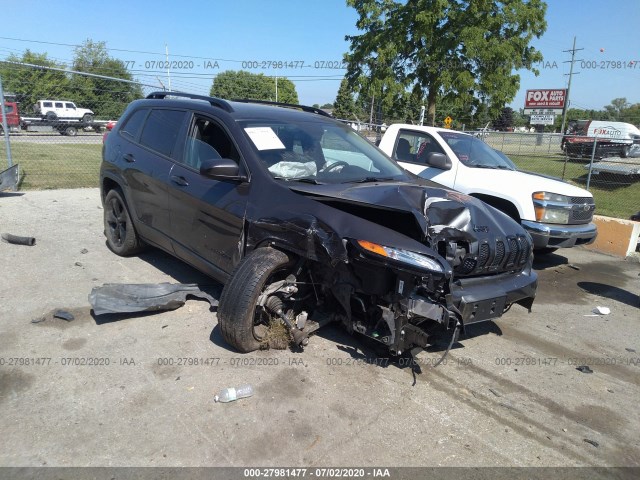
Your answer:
492;107;514;130
333;78;358;119
210;70;298;103
70;39;143;119
344;0;547;126
0;50;70;114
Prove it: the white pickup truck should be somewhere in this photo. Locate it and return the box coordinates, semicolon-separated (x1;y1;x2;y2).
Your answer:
378;124;597;251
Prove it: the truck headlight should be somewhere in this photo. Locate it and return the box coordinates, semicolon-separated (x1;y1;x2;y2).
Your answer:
356;240;443;272
533;192;571;224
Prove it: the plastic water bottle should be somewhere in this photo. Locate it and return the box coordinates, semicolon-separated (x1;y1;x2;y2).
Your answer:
214;384;254;403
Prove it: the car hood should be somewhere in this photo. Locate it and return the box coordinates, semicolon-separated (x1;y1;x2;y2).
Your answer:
289;181;527;247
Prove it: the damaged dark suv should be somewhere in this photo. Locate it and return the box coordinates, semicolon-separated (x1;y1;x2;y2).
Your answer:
100;92;537;356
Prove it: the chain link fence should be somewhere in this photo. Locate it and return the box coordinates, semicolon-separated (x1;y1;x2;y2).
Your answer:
2;72;639;220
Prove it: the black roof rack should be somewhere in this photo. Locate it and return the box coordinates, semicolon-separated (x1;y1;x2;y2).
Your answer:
146;91;234;113
230;98;333;117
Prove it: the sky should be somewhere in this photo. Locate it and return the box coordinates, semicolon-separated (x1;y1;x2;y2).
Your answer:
1;0;639;118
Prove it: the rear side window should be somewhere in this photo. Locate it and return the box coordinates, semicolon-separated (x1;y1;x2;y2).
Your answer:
139;110;186;157
120;108;149;140
55;102;63;108
43;102;53;108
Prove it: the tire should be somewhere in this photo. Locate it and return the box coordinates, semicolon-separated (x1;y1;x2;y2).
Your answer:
104;189;143;256
218;248;292;353
64;126;77;136
45;111;57;121
82;114;94;123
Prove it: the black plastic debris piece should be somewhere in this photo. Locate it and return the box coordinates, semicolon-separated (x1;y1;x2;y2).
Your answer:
568;264;580;271
75;262;83;267
626;348;636;353
88;283;218;316
583;439;599;448
53;310;75;322
576;365;593;374
80;248;89;254
1;233;36;246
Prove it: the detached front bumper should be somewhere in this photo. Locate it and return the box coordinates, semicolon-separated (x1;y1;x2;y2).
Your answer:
521;220;597;249
450;269;538;325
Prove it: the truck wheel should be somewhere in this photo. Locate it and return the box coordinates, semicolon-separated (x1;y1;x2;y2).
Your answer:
45;111;57;121
218;248;292;353
621;145;630;158
82;114;94;123
64;126;78;136
104;189;144;256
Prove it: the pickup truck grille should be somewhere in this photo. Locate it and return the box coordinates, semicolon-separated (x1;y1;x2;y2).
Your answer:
570;197;595;224
455;235;531;277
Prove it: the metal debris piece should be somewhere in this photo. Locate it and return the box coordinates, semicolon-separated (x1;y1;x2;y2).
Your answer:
88;283;218;316
568;264;580;271
53;310;75;322
1;233;36;246
488;388;502;397
583;439;599;448
0;165;19;192
576;365;593;374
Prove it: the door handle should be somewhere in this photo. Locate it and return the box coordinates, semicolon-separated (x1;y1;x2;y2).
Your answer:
170;175;189;186
123;153;135;163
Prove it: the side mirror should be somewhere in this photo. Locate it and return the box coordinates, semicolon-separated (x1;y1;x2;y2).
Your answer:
200;158;246;182
425;152;452;170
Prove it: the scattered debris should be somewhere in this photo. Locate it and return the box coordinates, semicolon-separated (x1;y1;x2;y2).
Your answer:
0;164;19;192
214;385;253;403
592;306;611;315
546;324;557;330
583;439;599;448
1;233;36;246
625;348;636;353
30;317;45;324
607;389;614;393
80;248;89;254
53;310;75;322
88;283;218;315
567;264;580;271
576;365;594;374
162;325;168;329
74;262;83;267
488;388;502;397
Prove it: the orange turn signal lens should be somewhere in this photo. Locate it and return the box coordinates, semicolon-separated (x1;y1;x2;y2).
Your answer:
534;205;546;222
357;240;388;257
533;192;546;201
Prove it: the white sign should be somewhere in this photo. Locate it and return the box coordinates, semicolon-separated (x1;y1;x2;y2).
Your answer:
530;114;555;125
244;127;285;150
523;108;563;115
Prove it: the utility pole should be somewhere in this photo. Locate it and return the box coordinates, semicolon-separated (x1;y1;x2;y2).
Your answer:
560;36;583;135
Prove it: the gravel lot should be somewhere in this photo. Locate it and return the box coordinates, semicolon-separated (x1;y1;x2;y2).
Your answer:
0;188;639;469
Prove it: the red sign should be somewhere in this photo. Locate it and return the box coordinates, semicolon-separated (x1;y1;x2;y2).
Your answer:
525;89;566;109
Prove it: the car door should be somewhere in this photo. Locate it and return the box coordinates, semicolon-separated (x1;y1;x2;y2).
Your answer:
391;129;458;188
168;113;249;276
118;107;187;251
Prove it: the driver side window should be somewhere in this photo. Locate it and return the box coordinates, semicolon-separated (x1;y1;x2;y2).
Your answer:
182;116;240;170
394;130;444;164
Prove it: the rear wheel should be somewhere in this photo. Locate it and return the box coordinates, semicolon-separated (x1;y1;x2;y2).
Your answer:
218;248;293;352
82;113;94;123
104;189;143;256
64;126;77;136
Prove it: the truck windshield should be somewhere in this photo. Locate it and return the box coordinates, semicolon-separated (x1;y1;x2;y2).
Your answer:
241;119;407;184
437;131;516;170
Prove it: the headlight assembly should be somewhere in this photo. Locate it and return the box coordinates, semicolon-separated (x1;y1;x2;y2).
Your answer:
356;240;443;272
532;191;572;224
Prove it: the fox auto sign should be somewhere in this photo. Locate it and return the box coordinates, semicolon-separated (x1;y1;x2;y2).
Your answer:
524;89;566;113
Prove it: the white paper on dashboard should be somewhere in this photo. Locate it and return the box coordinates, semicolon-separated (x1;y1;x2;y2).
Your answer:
244;127;286;150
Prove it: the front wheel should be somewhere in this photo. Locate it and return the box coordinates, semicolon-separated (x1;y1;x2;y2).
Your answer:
104;189;144;256
218;248;292;352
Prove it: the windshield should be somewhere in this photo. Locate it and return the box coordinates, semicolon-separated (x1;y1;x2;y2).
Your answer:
437;131;516;170
240;119;407;183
